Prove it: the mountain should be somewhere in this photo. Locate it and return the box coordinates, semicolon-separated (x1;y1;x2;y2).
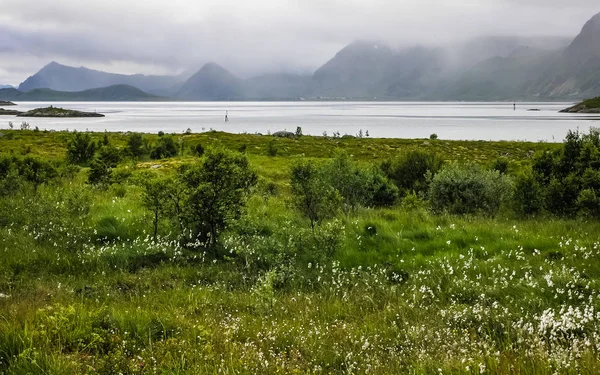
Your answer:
311;41;395;98
0;85;13;89
244;73;311;100
19;62;181;94
525;12;600;98
175;63;244;100
0;84;161;101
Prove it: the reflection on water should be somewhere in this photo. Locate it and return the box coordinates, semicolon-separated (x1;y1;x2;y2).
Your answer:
4;101;599;142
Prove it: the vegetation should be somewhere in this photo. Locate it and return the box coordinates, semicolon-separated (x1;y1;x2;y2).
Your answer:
0;128;599;373
17;106;105;117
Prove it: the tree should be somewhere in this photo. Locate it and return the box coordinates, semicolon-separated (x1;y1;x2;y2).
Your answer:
381;150;444;197
290;160;341;230
66;132;96;165
140;175;174;240
87;145;121;185
127;133;144;159
180;148;257;248
150;135;178;159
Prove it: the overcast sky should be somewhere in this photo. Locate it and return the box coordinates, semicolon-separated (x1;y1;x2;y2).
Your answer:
0;0;599;85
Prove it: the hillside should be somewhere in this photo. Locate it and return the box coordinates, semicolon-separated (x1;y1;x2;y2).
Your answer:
0;84;161;101
175;63;245;100
560;96;600;113
19;62;181;94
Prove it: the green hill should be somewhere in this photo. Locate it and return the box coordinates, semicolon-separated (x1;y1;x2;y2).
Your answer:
560;97;600;113
0;84;162;102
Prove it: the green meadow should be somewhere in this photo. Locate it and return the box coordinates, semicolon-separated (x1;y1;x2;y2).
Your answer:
1;128;599;374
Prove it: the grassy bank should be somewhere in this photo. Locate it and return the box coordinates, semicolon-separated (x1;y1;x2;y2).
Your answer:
0;129;598;374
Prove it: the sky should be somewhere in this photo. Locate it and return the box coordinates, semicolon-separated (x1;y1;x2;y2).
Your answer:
0;0;599;86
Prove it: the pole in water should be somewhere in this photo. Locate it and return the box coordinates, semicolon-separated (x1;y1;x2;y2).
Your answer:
225;111;229;122
513;102;516;111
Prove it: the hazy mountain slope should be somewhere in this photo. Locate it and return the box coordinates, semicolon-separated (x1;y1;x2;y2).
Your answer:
18;62;180;94
175;63;245;100
311;41;395;98
0;85;161;101
0;85;13;89
244;73;311;99
526;12;600;98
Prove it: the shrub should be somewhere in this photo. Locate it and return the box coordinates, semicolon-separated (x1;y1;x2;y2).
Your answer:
290;160;341;230
429;162;513;216
491;157;509;174
66;132;96;165
180;147;257;248
192;143;205;157
126;133;144;158
512;172;543;216
150;135;178;159
382;150;443;197
267;140;278;157
430;133;438;140
321;152;397;211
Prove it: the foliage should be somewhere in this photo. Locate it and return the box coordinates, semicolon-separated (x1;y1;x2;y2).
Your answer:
150;135;178;159
429;162;513;216
381;149;444;197
192;143;205;157
180;147;257;248
290;159;342;230
266;140;278;157
66;132;96;165
126;133;144;158
530;128;600;217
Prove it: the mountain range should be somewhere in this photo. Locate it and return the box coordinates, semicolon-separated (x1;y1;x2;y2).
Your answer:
7;11;600;101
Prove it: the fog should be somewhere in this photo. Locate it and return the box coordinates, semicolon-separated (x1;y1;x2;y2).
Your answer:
0;0;599;85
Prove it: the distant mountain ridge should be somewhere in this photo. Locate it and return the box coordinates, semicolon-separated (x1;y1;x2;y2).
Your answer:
18;62;182;95
0;84;161;101
13;11;600;101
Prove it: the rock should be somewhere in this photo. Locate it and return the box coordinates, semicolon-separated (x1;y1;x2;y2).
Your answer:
151;164;162;169
17;106;105;118
272;131;295;138
0;108;22;115
0;101;16;106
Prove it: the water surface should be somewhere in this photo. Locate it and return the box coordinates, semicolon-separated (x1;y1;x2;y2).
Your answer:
5;101;599;142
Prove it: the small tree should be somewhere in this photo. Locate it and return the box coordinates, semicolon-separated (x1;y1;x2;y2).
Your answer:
88;145;121;185
127;133;144;159
382;150;444;197
290;160;341;231
66;132;96;165
296;126;303;137
140;175;174;240
180;148;257;248
150;135;178;159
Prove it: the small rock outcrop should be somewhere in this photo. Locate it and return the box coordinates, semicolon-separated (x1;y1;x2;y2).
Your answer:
17;106;105;118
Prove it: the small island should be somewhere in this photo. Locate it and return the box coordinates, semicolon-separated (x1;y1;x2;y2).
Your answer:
0;101;16;106
0;108;23;115
560;97;600;113
16;106;105;118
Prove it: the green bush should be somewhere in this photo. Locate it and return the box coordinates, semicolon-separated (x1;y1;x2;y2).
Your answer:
429;162;513;216
150;135;178;160
512;172;543;216
126;133;144;158
66;132;96;165
382;150;443;197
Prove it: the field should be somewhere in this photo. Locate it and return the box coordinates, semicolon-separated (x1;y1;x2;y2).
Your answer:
1;129;599;374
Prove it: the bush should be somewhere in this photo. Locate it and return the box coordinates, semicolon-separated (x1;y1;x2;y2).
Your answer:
512;172;543;216
321;152;397;211
150;135;178;160
126;133;144;158
429;162;513;216
266;140;278;157
382;150;443;197
66;132;96;165
192;143;205;157
180;147;257;248
290;160;341;230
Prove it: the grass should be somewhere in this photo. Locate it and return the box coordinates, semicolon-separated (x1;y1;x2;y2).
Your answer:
0;129;598;373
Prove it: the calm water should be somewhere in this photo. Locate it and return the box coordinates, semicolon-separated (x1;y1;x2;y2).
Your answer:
5;101;600;142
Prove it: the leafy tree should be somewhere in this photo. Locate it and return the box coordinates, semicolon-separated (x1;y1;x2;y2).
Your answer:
140;175;174;240
290;160;341;230
66;132;96;165
127;133;144;158
180;148;257;248
87;145;121;186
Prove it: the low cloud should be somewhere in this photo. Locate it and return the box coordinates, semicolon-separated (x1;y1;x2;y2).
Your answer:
0;0;598;85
